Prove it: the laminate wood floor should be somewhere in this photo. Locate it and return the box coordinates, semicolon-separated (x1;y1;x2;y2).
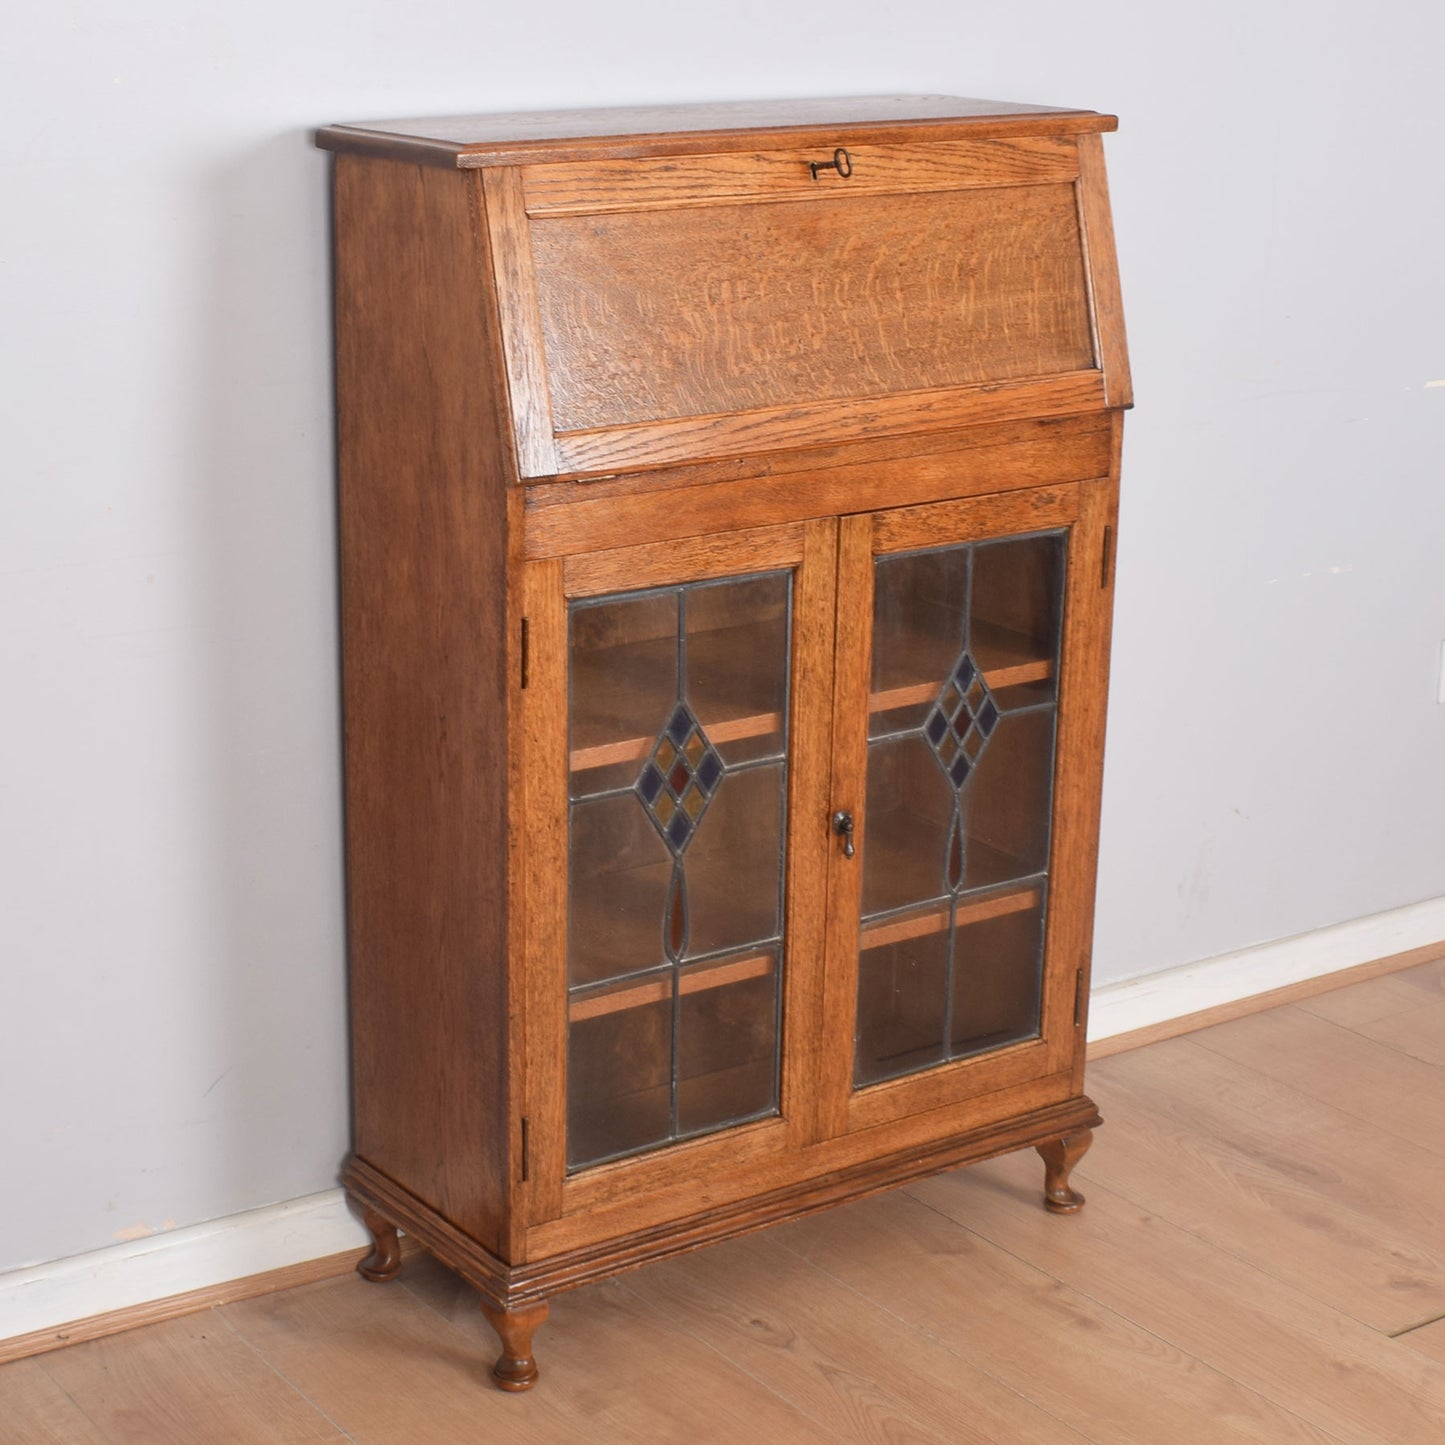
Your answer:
6;956;1444;1443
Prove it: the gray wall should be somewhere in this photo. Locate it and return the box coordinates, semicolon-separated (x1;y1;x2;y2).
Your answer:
3;2;1442;1273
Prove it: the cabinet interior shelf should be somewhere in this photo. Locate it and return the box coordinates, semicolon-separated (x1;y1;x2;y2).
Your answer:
861;880;1042;951
569;950;775;1023
570;616;1052;775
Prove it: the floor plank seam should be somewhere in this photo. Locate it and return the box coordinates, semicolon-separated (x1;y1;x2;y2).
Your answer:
610;1274;856;1443
33;1352;115;1445
898;1182;1357;1445
1186;1015;1445;1162
768;1224;1103;1444
1063;1131;1428;1340
1388;1310;1445;1339
216;1301;359;1443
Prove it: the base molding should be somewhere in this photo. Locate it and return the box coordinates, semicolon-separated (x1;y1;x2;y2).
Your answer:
345;1094;1101;1309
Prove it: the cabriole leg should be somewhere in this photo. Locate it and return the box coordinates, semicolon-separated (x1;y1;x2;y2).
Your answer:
1036;1128;1093;1213
357;1207;403;1282
479;1299;549;1392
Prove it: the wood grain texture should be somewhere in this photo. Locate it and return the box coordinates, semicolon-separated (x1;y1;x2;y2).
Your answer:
1055;476;1118;1093
622;1231;1094;1443
550;371;1107;476
481;167;558;477
226;1276;596;1445
1402;1317;1445;1365
783;1189;1337;1443
560;520;807;597
1297;951;1445;1028
914;1151;1445;1445
1188;1004;1445;1161
784;519;841;1144
316;95;1116;169
528;411;1113;510
36;1314;343;1444
1075;133;1133;408
402;1254;842;1440
533;187;1092;434
518;558;568;1227
1088;1037;1445;1332
521;136;1080;215
524;415;1115;559
0;1360;109;1443
334;154;516;1252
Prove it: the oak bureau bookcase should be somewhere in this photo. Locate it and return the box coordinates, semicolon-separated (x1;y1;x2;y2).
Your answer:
316;94;1130;1390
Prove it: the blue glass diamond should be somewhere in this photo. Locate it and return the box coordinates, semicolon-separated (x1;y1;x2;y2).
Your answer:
637;764;664;803
925;709;948;745
953;656;976;689
667;706;692;744
949;753;972;787
667;811;692;848
977;697;999;736
697;750;723;793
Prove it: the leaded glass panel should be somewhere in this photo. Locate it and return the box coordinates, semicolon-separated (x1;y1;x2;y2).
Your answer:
566;571;791;1171
855;533;1064;1089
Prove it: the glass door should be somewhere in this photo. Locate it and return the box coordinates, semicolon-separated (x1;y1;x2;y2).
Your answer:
565;571;792;1169
820;484;1112;1137
520;520;835;1226
855;530;1063;1085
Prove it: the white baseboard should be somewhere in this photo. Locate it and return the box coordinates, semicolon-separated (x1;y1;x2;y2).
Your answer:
5;895;1442;1350
1088;895;1445;1042
0;1189;366;1345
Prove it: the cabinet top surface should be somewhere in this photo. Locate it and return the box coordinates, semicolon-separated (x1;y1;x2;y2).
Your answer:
315;95;1116;168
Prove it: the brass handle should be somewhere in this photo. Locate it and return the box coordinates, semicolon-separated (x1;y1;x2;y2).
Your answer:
832;810;856;859
809;147;853;181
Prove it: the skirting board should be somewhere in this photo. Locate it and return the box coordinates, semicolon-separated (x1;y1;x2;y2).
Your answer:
4;894;1442;1362
0;1190;370;1364
1087;894;1445;1056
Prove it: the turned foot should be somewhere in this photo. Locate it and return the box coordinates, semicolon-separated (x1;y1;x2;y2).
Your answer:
479;1300;549;1392
1036;1128;1093;1213
357;1207;403;1282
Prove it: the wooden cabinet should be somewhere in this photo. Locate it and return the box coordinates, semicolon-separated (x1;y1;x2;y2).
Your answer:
317;95;1129;1390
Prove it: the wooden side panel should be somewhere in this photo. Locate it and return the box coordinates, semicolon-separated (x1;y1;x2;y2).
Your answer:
520;136;1080;215
334;155;517;1253
1076;134;1132;409
531;186;1094;434
1061;469;1121;1088
479;169;559;478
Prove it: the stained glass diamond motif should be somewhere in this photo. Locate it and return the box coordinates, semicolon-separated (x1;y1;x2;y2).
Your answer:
636;703;724;855
924;650;997;790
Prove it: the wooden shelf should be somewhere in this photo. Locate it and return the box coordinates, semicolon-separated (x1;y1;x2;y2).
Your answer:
571;615;1051;776
570;618;786;773
870;617;1053;716
860;881;1042;951
569;950;776;1023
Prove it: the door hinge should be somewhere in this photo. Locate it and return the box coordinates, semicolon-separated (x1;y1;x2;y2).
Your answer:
1074;968;1087;1028
520;1116;530;1181
1100;525;1115;590
520;618;530;689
